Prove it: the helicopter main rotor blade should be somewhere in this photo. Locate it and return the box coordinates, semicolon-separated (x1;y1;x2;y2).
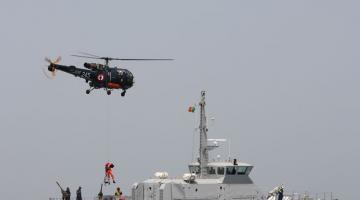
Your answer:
71;54;174;61
71;55;104;60
78;52;102;58
103;58;174;61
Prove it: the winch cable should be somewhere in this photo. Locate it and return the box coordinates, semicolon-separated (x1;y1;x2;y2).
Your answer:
101;95;113;186
105;95;112;162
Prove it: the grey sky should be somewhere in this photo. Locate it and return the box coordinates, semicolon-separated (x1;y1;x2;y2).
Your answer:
0;0;359;199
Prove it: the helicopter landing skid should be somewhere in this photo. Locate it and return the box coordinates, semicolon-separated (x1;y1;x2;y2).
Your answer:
121;90;126;97
86;87;95;94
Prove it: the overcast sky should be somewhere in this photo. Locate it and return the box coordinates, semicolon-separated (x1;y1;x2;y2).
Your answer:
0;0;359;199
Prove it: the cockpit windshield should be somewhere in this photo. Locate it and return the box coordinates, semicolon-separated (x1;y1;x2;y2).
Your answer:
117;69;124;75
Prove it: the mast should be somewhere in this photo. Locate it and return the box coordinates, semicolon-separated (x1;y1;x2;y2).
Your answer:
199;91;209;177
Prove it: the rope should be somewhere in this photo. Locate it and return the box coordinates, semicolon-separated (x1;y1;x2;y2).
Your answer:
105;96;111;162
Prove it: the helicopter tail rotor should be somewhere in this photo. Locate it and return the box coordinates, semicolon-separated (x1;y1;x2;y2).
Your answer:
44;56;61;79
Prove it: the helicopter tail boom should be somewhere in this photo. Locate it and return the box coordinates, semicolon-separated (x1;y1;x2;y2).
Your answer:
48;64;93;80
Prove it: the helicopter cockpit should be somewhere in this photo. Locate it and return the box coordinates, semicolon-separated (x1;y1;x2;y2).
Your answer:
116;68;134;81
84;62;105;70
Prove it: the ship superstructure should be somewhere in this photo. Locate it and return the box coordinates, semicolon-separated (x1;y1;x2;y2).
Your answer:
131;91;265;200
48;91;336;200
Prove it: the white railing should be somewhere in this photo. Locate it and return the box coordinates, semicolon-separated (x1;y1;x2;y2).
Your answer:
282;192;338;200
49;195;130;200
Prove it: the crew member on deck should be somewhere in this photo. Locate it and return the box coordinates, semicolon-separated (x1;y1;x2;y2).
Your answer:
115;187;125;200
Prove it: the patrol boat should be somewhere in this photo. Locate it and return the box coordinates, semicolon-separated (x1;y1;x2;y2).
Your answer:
131;91;274;200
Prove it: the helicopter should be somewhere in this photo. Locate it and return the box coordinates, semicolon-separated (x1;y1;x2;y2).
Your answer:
44;53;173;96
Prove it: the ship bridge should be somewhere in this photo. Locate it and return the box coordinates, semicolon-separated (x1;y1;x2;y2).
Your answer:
188;160;254;184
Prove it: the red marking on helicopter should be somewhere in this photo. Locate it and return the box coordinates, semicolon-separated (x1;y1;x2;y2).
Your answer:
107;82;121;89
97;74;105;81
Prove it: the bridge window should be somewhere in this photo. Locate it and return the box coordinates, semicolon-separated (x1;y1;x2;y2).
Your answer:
207;167;216;175
217;167;224;175
226;167;237;175
237;166;247;175
226;166;248;175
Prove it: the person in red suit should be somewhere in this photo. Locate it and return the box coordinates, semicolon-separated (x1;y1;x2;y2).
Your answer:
104;162;115;184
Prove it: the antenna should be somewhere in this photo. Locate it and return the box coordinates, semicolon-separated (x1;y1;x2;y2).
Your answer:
228;139;231;160
199;91;208;177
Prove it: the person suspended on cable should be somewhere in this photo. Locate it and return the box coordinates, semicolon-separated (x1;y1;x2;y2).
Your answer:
104;162;116;184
